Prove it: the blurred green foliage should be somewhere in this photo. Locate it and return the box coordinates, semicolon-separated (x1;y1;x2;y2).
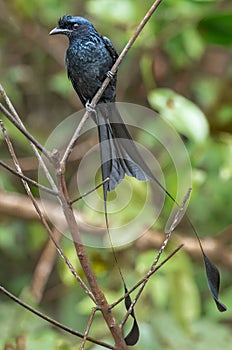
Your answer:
0;0;231;349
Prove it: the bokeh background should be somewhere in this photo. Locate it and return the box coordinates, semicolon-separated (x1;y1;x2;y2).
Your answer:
0;0;231;349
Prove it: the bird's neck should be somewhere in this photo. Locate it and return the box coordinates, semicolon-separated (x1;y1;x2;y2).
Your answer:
69;27;98;43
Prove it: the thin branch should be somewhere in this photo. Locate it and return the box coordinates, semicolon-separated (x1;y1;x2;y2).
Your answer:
1;122;95;303
136;227;232;270
55;167;127;349
30;229;62;303
0;158;58;196
0;286;114;350
91;0;163;106
60;110;91;167
0;83;21;121
70;177;110;204
110;244;184;310
0;85;57;198
0;102;51;161
121;189;191;327
35;210;96;302
0;90;95;303
151;188;192;270
0;84;58;192
80;307;98;350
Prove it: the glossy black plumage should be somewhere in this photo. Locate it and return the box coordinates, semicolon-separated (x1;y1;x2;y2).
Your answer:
49;14;227;324
50;15;150;195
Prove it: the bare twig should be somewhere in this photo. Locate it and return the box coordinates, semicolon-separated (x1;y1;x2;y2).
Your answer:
60;110;92;167
151;188;192;270
91;0;163;106
0;83;21;120
70;177;110;204
121;189;191;327
55;166;127;349
0;91;95;302
1;122;95;303
110;244;184;310
0;102;51;161
30;229;62;303
0;83;57;191
0;286;113;350
0;158;58;195
80;307;98;350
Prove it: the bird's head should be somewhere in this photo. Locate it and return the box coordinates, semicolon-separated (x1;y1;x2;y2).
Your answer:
49;15;94;37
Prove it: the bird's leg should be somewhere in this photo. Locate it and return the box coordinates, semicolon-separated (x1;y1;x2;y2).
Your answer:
106;70;115;79
85;100;96;113
85;100;99;125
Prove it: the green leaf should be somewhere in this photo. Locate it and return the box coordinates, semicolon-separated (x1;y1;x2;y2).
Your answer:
148;88;209;142
198;12;232;46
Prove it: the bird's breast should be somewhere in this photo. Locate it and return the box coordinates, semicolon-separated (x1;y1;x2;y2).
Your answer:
66;35;117;103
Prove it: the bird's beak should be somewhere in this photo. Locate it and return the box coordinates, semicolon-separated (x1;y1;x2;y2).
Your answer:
49;27;71;35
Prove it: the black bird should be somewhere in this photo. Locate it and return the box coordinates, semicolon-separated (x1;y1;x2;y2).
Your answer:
50;17;147;345
50;15;151;197
49;15;227;321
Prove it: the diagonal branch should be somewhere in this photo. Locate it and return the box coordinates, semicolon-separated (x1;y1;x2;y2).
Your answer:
0;286;113;350
0;102;51;161
0;84;57;191
70;177;109;204
91;0;163;106
121;190;191;327
0;158;58;196
55;163;127;349
110;244;184;311
1;119;95;303
80;307;98;350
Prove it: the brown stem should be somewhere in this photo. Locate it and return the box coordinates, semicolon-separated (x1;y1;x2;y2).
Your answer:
0;84;58;192
121;189;191;326
80;307;98;350
30;229;62;303
91;0;163;107
1;121;94;302
0;159;57;195
0;286;114;350
70;177;109;204
110;244;184;310
0;102;51;161
56;168;127;349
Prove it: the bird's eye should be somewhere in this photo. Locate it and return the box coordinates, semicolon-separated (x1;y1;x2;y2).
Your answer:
73;23;79;30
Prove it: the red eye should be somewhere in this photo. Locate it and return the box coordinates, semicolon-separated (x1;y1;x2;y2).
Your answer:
73;23;79;30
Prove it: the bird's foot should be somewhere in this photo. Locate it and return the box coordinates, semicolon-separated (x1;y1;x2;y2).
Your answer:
85;100;96;113
106;70;115;80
